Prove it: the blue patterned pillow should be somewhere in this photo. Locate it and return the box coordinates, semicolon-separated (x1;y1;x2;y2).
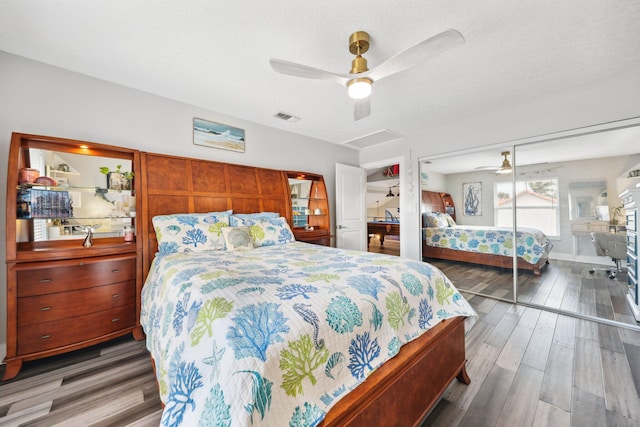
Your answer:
235;216;295;247
153;212;230;254
229;212;279;226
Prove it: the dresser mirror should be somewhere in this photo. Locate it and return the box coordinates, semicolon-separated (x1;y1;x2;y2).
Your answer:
421;121;640;329
17;148;134;242
289;177;313;228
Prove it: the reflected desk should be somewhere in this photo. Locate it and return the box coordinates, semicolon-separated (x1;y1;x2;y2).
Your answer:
367;221;400;246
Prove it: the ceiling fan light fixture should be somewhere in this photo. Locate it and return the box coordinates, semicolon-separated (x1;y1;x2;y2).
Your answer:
386;187;395;197
347;78;372;99
495;151;513;174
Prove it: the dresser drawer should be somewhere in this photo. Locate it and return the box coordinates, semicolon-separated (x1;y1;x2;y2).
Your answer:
17;304;135;355
628;232;637;255
628;253;637;283
17;255;135;297
17;280;134;326
627;209;637;233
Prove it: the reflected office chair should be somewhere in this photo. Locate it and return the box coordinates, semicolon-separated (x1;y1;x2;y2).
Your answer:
589;232;627;279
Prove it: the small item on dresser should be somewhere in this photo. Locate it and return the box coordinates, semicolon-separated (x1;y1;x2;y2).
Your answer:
123;225;135;242
18;168;39;184
34;176;57;186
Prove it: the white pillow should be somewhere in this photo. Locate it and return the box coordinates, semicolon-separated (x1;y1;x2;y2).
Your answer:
221;226;254;251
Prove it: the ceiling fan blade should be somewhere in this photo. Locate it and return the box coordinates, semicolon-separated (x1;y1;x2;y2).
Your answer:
474;166;500;171
354;97;371;121
269;58;350;85
367;29;465;82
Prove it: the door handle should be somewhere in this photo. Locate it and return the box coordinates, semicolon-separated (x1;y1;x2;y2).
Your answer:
337;225;347;229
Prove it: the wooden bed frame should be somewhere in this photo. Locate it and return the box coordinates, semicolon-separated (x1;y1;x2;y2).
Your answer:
421;190;549;275
139;153;470;426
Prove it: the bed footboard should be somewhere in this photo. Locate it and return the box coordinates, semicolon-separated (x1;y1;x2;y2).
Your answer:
320;316;468;427
423;243;549;275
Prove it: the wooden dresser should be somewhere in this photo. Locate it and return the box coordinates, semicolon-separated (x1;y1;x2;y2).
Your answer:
3;133;143;381
620;182;640;322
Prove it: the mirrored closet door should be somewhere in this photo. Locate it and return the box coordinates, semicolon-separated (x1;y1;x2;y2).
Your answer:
420;146;517;302
513;127;640;328
420;123;640;329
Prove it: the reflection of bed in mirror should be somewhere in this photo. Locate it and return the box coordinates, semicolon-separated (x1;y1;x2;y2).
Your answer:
421;190;553;275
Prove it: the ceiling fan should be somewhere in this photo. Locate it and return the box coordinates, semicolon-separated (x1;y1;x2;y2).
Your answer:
269;29;465;121
475;151;513;175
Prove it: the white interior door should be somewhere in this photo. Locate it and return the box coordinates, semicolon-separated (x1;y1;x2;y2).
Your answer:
335;163;366;251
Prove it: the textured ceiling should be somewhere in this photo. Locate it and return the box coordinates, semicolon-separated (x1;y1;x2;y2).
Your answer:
1;1;639;148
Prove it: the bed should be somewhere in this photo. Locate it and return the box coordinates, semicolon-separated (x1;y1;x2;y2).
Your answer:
421;190;552;275
139;154;476;426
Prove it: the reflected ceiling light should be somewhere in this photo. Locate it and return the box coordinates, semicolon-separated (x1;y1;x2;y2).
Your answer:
495;151;513;175
347;78;372;99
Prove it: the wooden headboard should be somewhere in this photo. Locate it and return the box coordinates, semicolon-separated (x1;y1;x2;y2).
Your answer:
140;152;292;276
421;191;456;223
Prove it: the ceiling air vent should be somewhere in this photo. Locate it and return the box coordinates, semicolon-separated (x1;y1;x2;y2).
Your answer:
274;112;300;122
341;129;405;150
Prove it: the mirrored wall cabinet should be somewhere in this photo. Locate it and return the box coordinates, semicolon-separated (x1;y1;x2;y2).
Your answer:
287;171;331;246
4;133;143;380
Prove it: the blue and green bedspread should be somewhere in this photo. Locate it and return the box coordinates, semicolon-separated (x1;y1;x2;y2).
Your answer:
141;241;475;426
424;225;553;265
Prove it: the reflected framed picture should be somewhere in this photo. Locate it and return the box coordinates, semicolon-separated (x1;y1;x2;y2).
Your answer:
420;171;429;187
193;117;245;153
463;182;482;216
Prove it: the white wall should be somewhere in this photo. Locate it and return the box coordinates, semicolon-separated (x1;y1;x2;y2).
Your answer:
0;51;358;362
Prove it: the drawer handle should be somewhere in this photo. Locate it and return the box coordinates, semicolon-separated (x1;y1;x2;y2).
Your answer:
112;318;120;323
112;294;120;299
40;335;51;340
111;269;120;273
40;279;52;283
40;306;52;311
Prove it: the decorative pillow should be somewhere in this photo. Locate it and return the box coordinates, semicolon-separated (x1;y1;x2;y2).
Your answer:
235;216;295;247
230;212;280;226
152;212;230;255
221;226;254;251
425;212;450;228
444;213;457;226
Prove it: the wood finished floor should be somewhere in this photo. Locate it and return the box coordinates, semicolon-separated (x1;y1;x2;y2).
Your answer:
1;298;638;425
423;293;640;427
367;236;400;256
429;258;640;329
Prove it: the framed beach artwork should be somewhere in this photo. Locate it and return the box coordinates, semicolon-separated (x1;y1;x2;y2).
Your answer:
463;182;482;216
193;118;245;153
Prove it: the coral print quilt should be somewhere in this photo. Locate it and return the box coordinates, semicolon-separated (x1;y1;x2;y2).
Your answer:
141;241;475;427
425;225;552;265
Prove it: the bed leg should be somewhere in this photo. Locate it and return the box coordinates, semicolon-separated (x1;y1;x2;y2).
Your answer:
132;326;145;341
456;363;471;385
